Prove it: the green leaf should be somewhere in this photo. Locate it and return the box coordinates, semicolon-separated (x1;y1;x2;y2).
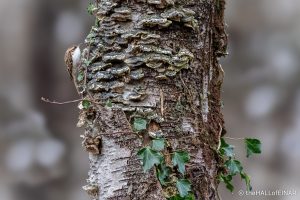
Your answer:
172;151;190;175
225;159;243;175
133;118;147;132
219;174;234;192
84;59;92;66
176;179;192;197
77;72;84;82
220;138;235;158
87;3;96;15
156;163;171;186
184;193;195;200
152;138;165;151
168;193;195;200
168;195;180;200
240;172;252;191
137;147;163;172
245;138;262;158
106;99;112;108
82;100;91;109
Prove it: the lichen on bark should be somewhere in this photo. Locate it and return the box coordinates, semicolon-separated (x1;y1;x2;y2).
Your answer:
71;0;227;199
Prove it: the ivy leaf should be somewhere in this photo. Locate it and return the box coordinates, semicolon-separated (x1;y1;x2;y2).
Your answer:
220;138;235;158
225;159;243;175
168;193;195;200
240;172;252;191
168;195;181;200
219;174;234;192
152;138;165;151
87;3;96;15
245;138;262;158
137;147;163;172
156;163;171;186
77;72;84;82
172;151;190;175
176;179;192;197
82;100;91;109
133;118;147;132
106;99;112;108
84;59;92;66
183;193;195;200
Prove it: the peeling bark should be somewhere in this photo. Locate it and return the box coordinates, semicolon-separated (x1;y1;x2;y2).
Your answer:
70;0;227;199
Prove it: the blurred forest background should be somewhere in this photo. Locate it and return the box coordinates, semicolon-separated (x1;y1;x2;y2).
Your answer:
0;0;300;199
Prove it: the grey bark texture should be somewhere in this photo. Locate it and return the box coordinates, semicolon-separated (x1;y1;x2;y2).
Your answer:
71;0;227;199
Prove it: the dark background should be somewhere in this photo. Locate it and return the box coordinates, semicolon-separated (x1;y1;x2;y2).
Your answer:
0;0;299;199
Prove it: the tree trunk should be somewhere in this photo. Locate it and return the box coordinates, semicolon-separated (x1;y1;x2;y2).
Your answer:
72;0;227;199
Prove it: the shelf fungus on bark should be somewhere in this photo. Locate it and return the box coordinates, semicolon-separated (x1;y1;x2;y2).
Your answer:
82;184;99;199
161;7;198;30
82;135;102;155
129;69;145;80
132;108;165;123
162;185;178;199
81;17;195;111
137;7;198;30
138;15;172;28
95;1;118;19
146;0;175;9
111;7;132;22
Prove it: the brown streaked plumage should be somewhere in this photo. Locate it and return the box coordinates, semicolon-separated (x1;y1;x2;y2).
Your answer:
64;46;77;80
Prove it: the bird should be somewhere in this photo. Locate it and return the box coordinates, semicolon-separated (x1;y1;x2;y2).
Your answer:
64;45;81;80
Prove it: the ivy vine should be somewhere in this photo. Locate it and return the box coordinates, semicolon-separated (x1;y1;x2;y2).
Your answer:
132;116;261;198
218;137;262;192
134;118;195;199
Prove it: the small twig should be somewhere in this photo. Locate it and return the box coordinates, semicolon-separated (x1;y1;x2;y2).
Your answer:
41;97;82;105
223;136;245;141
92;131;142;139
41;97;102;106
